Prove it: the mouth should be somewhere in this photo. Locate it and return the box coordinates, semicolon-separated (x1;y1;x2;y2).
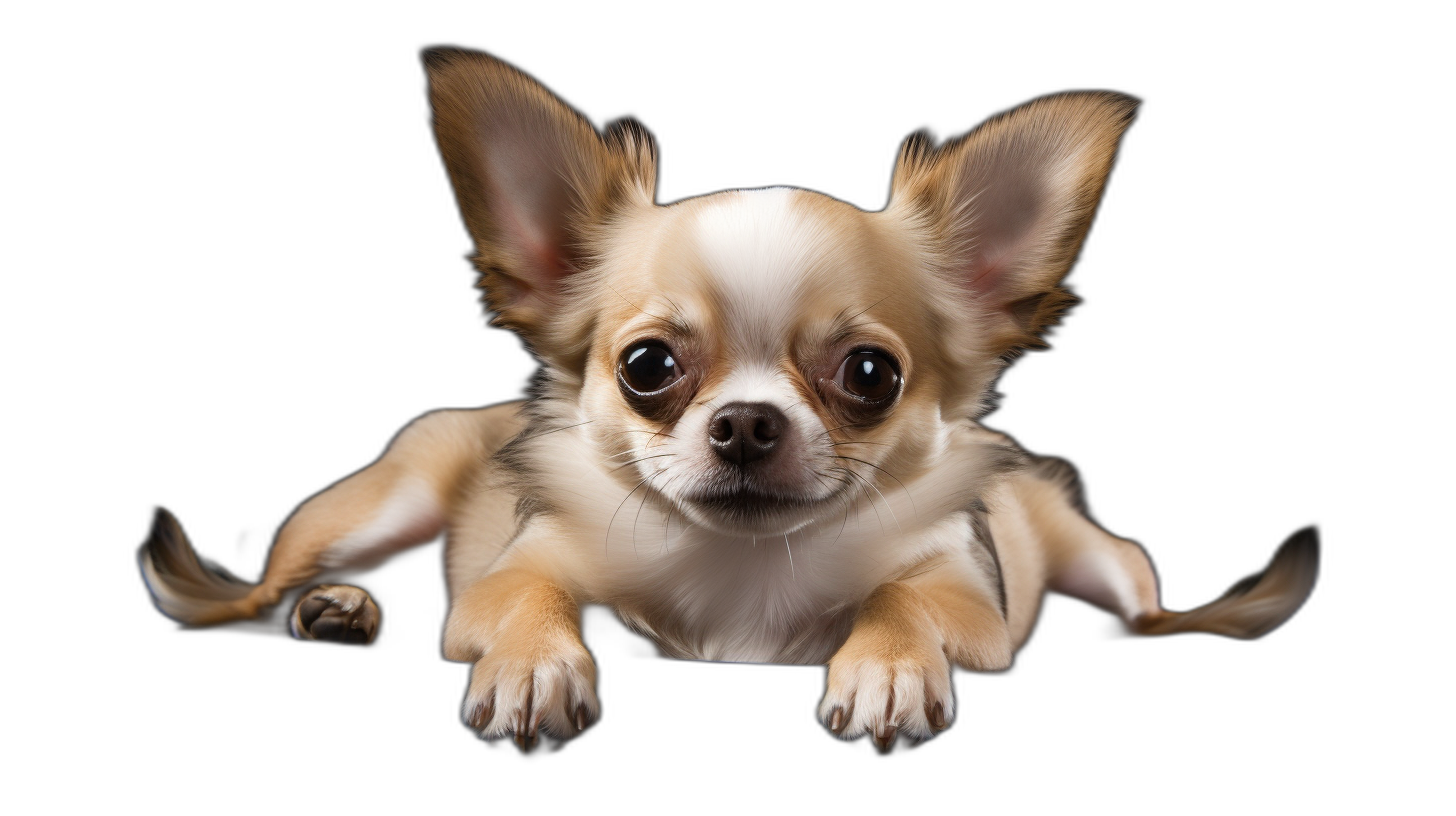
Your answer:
687;486;820;515
679;478;850;535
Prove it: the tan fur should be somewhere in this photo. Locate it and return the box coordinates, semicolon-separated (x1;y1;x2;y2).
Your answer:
914;563;1017;671
140;404;523;625
447;567;597;746
139;47;1317;752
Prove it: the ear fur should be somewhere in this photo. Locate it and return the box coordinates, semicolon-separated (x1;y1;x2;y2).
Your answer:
890;91;1138;355
423;47;657;348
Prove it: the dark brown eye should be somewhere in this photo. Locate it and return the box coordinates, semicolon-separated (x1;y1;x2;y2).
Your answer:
620;341;682;394
838;350;900;402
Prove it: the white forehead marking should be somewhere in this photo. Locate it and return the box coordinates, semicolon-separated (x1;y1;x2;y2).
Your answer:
715;362;796;404
690;188;834;357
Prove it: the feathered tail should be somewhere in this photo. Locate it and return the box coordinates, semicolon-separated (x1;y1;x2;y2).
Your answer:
136;510;267;632
1132;527;1320;639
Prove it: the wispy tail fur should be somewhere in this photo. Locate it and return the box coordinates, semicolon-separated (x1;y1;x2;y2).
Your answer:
138;507;262;626
1134;527;1320;639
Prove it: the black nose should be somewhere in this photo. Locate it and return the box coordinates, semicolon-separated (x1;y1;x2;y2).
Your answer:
708;402;785;465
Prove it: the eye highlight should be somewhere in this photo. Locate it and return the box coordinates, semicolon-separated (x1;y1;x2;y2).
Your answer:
836;349;900;402
619;341;682;395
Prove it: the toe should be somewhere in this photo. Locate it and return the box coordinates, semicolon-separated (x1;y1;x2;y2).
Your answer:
295;595;332;631
307;607;351;641
464;691;495;731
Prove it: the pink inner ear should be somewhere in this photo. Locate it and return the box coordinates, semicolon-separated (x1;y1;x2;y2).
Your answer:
966;230;1036;311
962;185;1047;308
967;246;1015;298
524;215;575;302
493;191;570;302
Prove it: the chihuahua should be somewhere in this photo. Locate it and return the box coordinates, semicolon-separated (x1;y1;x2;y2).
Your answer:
139;47;1319;751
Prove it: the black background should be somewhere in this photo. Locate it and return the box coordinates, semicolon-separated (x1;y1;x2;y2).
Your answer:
85;17;1345;798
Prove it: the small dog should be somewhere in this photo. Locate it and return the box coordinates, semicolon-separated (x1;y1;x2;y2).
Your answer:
139;47;1319;751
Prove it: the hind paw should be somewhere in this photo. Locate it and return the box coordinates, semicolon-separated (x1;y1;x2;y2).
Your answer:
290;585;380;645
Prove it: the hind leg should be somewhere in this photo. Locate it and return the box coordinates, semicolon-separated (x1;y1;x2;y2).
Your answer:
137;405;529;635
1001;455;1318;640
1001;454;1322;641
1023;458;1161;623
238;408;529;638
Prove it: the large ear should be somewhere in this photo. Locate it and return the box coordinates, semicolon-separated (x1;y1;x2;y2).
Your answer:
423;47;657;343
890;91;1138;354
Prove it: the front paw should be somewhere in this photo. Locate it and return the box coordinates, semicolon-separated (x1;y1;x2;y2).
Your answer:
462;640;599;750
818;640;954;751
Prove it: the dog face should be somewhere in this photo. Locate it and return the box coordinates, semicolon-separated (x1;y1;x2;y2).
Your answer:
574;188;952;536
424;48;1135;538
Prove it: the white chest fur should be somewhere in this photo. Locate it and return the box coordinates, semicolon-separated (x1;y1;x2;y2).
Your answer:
605;510;987;664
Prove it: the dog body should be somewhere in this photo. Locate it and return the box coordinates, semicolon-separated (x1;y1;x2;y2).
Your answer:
140;49;1318;750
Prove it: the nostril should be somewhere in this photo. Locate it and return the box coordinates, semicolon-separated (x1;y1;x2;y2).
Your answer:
752;417;780;443
709;416;734;443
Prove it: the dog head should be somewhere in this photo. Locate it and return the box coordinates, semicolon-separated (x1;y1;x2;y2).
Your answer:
424;47;1135;538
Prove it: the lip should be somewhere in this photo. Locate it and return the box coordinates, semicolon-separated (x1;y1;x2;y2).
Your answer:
685;486;822;516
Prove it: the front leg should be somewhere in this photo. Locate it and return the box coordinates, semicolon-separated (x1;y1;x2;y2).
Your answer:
444;565;598;749
819;559;1011;750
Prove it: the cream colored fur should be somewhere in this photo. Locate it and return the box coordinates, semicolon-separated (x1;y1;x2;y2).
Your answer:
137;47;1318;753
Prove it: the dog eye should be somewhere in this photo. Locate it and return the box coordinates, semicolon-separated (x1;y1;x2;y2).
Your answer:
620;341;682;394
837;350;900;402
